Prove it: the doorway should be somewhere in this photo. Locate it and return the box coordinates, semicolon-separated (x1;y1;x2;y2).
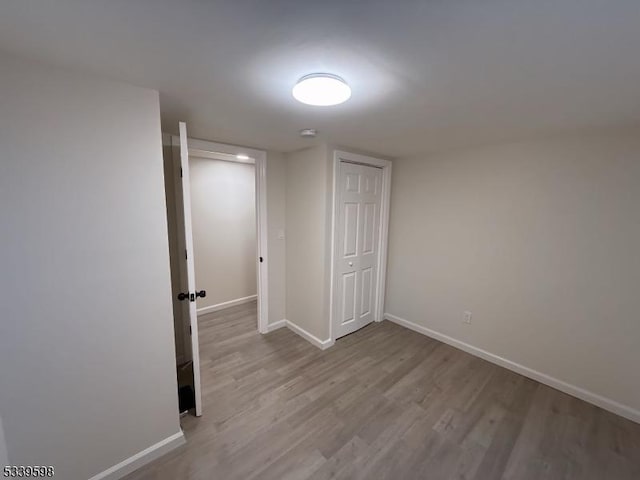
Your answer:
189;150;257;317
167;122;268;417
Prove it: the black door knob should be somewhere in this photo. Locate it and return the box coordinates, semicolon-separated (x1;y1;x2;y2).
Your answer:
177;292;189;301
196;290;206;299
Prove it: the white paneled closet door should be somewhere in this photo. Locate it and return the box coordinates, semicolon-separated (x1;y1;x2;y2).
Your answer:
334;161;383;339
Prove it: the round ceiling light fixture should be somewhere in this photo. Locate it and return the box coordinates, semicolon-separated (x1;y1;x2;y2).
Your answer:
292;73;351;106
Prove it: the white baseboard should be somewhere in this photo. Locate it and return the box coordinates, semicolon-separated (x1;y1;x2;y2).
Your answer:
88;431;185;480
266;319;287;332
274;319;334;350
197;294;257;316
384;313;640;425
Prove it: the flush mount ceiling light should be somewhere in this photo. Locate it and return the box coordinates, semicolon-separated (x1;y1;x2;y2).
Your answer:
292;74;351;106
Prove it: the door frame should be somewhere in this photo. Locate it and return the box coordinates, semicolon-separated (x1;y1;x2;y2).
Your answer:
170;135;270;342
329;150;392;342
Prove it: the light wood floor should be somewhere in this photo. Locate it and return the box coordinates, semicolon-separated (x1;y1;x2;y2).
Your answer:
125;301;640;479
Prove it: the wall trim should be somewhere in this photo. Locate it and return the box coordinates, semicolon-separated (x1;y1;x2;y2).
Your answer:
384;313;640;425
266;319;287;332
88;431;185;480
282;319;334;350
197;294;257;316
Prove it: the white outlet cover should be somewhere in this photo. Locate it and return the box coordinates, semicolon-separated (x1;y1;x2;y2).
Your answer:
464;311;472;323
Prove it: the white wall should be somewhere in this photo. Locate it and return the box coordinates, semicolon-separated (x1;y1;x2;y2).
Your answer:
385;130;640;419
190;158;256;309
285;145;332;340
266;151;287;325
0;416;8;467
0;53;181;479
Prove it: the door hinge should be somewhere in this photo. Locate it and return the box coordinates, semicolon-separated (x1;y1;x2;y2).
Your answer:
185;249;188;260
189;325;192;335
259;256;263;263
180;167;183;178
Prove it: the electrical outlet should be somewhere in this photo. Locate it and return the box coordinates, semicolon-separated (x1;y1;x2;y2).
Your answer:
464;311;472;324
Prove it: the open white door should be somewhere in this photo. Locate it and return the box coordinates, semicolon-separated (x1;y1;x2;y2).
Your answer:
177;122;203;416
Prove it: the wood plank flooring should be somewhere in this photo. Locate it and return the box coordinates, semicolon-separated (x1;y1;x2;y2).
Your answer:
125;301;640;479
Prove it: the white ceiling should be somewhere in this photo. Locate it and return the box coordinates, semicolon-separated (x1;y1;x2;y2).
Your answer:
1;0;640;157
